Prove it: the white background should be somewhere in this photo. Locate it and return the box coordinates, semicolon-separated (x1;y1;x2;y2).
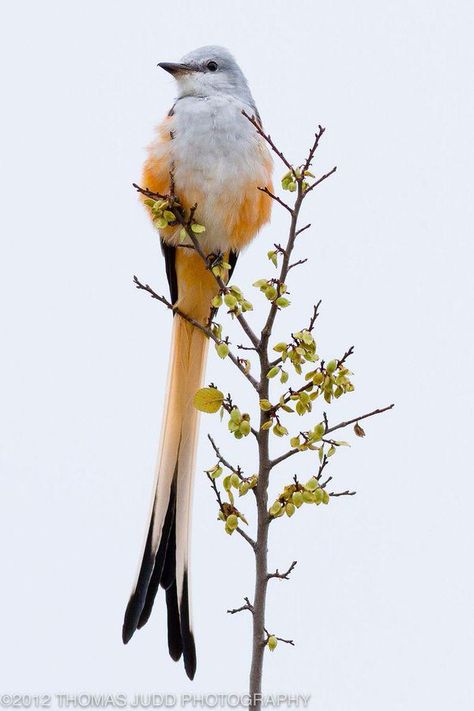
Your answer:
1;1;473;708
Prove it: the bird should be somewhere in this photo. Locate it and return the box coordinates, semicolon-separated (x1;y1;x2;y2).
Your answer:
122;45;273;680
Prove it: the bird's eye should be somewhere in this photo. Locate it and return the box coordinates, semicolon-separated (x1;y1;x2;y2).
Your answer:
206;61;218;72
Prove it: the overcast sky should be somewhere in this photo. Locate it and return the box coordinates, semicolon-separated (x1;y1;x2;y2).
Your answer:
1;0;473;709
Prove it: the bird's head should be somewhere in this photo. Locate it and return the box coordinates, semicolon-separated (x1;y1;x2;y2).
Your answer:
158;45;254;104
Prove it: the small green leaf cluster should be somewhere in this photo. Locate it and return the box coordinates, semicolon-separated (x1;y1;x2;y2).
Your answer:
267;250;278;267
305;360;354;404
210;256;231;279
210;470;256;535
222;470;258;503
217;501;248;536
227;407;251;439
269;477;329;519
273;329;318;375
281;168;315;193
253;279;290;308
143;198;176;229
179;221;206;242
209;324;230;359
212;285;253;317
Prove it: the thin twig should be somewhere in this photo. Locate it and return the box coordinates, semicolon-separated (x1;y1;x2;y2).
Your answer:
207;434;241;476
326;404;395;435
270;403;394;468
267;561;297;581
227;597;254;615
241;110;294;173
133;276;260;391
257;186;293;214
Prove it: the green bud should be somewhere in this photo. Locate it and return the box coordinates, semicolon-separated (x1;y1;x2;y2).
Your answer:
267;366;280;379
260;399;273;411
313;488;323;504
211;294;223;308
224;523;234;535
269;501;282;517
223;475;232;491
313;371;324;385
314;422;326;438
285;502;296;517
230;408;242;424
154;216;168;229
275;296;290;308
305;477;318;492
224;293;238;308
265;285;277;301
239;482;250;496
302;490;315;503
191;223;206;233
230;473;241;489
239;420;251;436
326;359;337;374
267;635;278;651
292;491;304;508
290;436;300;448
273;342;287;352
322;490;330;504
216;342;229;359
226;514;238;531
209;465;223;480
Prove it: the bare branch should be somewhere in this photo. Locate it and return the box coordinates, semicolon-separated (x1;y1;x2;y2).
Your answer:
288;258;308;272
228;597;254;615
267;561;297;581
257;186;293;214
270;403;394;469
329;490;357;497
241;110;294;173
303;125;325;172
325;404;395;435
295;223;311;237
207;434;242;477
303;166;338;195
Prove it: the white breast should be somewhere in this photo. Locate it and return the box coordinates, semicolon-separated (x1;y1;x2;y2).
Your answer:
167;95;269;251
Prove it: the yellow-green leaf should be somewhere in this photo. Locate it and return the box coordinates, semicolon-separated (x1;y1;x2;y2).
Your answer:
193;387;224;413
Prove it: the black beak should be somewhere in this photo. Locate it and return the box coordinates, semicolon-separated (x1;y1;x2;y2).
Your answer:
158;62;190;76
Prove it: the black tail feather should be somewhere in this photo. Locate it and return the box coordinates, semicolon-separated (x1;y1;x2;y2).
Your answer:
122;478;176;643
123;459;196;679
136;481;177;630
180;572;197;680
165;581;183;661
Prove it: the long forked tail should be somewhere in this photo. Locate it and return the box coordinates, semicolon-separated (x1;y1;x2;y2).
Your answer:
122;314;208;679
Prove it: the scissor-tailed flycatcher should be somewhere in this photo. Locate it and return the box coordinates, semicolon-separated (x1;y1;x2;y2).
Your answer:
122;46;273;679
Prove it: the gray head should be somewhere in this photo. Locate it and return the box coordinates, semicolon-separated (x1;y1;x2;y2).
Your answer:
158;45;255;106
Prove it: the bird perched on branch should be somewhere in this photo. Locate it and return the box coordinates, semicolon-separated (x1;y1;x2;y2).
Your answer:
122;46;273;679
